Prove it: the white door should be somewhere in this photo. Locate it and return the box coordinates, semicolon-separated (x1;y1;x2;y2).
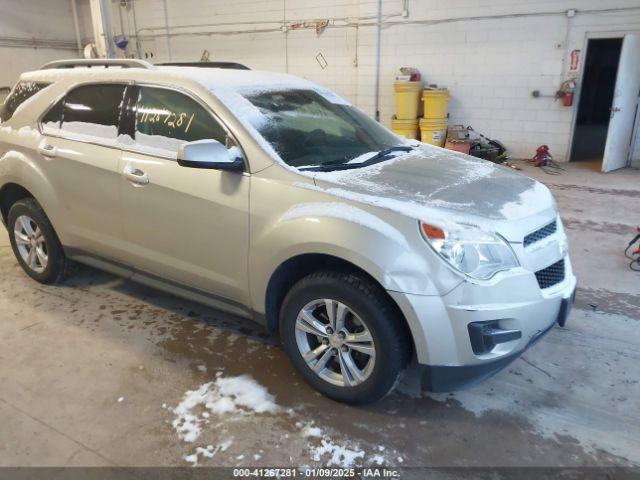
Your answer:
602;34;640;172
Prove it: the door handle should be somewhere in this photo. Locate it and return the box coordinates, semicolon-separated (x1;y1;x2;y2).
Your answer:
123;165;149;185
38;142;57;158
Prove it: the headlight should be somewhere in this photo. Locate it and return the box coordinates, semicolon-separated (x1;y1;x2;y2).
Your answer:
419;222;519;280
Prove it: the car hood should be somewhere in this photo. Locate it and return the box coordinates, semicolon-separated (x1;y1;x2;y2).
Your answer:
304;145;557;240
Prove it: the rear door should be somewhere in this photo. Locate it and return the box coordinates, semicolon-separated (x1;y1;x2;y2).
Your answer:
118;85;251;305
38;83;129;260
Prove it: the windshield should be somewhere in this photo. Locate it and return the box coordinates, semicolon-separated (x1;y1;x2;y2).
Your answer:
241;89;406;168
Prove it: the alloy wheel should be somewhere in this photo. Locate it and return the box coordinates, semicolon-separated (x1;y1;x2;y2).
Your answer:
14;215;48;274
294;298;376;387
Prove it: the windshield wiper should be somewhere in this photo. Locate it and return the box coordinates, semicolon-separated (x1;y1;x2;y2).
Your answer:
359;146;413;165
299;146;414;172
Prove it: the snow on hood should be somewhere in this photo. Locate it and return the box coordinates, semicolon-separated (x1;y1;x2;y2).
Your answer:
302;144;555;226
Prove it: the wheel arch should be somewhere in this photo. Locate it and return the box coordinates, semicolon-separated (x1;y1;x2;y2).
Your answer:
0;182;36;226
263;252;416;358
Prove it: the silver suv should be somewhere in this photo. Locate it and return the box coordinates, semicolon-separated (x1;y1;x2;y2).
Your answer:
0;59;576;404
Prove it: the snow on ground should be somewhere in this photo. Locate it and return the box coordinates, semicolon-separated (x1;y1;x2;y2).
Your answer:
185;439;233;466
311;439;365;467
169;375;396;467
170;375;279;443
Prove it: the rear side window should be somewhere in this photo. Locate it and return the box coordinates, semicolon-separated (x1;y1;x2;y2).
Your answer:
59;84;127;141
0;81;50;122
134;87;227;155
41;100;64;134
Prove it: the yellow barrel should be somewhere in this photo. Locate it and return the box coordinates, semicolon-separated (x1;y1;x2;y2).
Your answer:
394;81;422;120
391;118;419;140
420;118;448;147
422;88;450;119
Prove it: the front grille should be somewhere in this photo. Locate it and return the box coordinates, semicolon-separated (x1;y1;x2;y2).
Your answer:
535;259;565;289
524;220;557;247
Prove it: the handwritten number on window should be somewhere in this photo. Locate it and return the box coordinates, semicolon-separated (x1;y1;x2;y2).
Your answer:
139;109;196;134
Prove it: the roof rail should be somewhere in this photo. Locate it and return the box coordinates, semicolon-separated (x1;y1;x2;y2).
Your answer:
40;59;155;70
157;61;251;70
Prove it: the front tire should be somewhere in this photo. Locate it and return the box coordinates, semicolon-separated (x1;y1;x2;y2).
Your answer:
8;198;70;284
280;270;410;405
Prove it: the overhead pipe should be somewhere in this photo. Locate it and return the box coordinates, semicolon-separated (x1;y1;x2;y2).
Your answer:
130;0;142;58
161;0;172;60
89;0;115;57
0;36;77;50
132;5;640;39
374;0;382;121
70;0;83;57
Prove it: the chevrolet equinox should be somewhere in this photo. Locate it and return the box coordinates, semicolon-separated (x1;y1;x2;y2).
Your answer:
0;59;576;404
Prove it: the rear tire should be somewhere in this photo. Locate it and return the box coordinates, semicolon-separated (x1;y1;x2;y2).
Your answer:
7;198;71;284
280;270;410;405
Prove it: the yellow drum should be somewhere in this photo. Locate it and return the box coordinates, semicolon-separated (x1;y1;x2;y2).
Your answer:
422;89;449;119
419;118;448;147
391;118;419;139
394;81;421;120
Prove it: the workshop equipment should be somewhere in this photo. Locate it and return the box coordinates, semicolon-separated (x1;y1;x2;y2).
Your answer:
625;226;640;271
530;145;565;174
444;138;472;154
464;126;508;163
533;145;552;167
445;124;472;154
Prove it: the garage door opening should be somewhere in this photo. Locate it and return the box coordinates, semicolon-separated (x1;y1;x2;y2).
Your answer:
570;38;623;165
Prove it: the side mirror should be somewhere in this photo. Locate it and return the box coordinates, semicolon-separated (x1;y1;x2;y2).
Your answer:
177;139;245;172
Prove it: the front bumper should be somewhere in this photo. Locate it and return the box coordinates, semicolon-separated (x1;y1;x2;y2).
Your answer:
421;291;574;391
389;258;577;391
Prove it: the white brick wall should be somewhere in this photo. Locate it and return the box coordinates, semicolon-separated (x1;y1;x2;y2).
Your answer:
25;0;640;164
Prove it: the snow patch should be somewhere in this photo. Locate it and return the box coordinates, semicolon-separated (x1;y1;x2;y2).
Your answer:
311;439;365;467
295;183;462;231
302;425;323;438
213;88;270;129
184;439;233;466
0;125;40;139
169;377;399;467
170;375;279;443
61;121;118;140
500;181;553;218
17;126;40;139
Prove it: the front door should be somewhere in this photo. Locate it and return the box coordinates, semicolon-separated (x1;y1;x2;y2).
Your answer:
603;34;640;172
118;85;251;306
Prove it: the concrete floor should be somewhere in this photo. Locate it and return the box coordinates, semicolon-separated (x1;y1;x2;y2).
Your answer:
0;160;639;468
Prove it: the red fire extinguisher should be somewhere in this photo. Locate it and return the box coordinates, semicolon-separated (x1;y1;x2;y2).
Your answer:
563;90;574;107
558;80;576;107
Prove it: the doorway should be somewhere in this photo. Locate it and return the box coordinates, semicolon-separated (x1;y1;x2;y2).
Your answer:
570;38;623;164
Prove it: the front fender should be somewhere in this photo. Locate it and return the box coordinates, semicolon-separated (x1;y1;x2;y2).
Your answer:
249;206;441;315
